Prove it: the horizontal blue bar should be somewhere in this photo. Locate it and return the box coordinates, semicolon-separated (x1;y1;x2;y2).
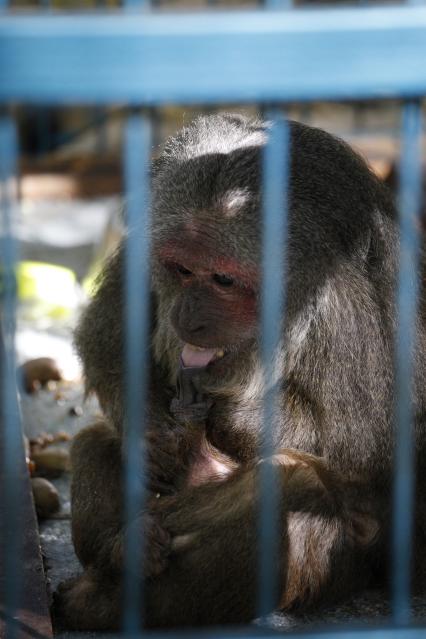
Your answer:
1;7;426;104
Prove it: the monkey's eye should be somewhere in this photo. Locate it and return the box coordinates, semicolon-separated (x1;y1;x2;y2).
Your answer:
175;263;193;276
213;273;234;288
163;261;193;278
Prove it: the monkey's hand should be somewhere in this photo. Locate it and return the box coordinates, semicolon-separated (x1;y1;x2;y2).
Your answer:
110;510;172;578
144;422;196;495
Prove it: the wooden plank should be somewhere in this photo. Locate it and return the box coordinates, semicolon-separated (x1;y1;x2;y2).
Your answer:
20;155;122;201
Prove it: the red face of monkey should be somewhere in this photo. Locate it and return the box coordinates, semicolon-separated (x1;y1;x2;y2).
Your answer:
156;231;259;372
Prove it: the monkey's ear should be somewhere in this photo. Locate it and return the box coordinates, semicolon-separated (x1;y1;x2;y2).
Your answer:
347;512;379;546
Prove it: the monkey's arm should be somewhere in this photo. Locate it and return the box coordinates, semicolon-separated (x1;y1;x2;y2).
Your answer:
143;449;379;627
69;418;194;577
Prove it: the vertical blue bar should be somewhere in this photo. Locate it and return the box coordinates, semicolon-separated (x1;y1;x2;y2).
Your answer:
123;111;152;634
0;116;21;639
258;110;289;618
392;100;423;626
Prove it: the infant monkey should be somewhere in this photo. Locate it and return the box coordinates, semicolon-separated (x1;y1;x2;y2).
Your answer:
55;114;426;630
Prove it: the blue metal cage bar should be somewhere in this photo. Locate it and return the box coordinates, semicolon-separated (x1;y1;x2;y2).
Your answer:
0;115;21;639
258;110;289;618
1;8;426;104
123;111;152;634
392;100;423;626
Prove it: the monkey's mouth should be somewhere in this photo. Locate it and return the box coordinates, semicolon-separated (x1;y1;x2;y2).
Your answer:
181;343;225;369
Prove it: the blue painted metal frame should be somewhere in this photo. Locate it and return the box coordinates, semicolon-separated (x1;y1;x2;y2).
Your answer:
1;7;426;104
123;111;152;635
258;110;289;618
392;101;423;627
0;116;21;639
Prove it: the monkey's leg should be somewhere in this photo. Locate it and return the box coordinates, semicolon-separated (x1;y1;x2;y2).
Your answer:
70;421;171;571
70;422;123;568
55;422;170;630
54;569;121;631
145;449;380;628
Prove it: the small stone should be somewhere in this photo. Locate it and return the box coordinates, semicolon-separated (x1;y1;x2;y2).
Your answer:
20;357;62;394
31;477;60;518
32;447;71;475
68;406;83;417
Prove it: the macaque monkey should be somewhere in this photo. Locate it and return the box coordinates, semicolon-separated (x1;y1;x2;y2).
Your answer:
55;114;426;630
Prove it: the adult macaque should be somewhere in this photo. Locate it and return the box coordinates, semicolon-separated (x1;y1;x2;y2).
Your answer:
55;115;426;630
